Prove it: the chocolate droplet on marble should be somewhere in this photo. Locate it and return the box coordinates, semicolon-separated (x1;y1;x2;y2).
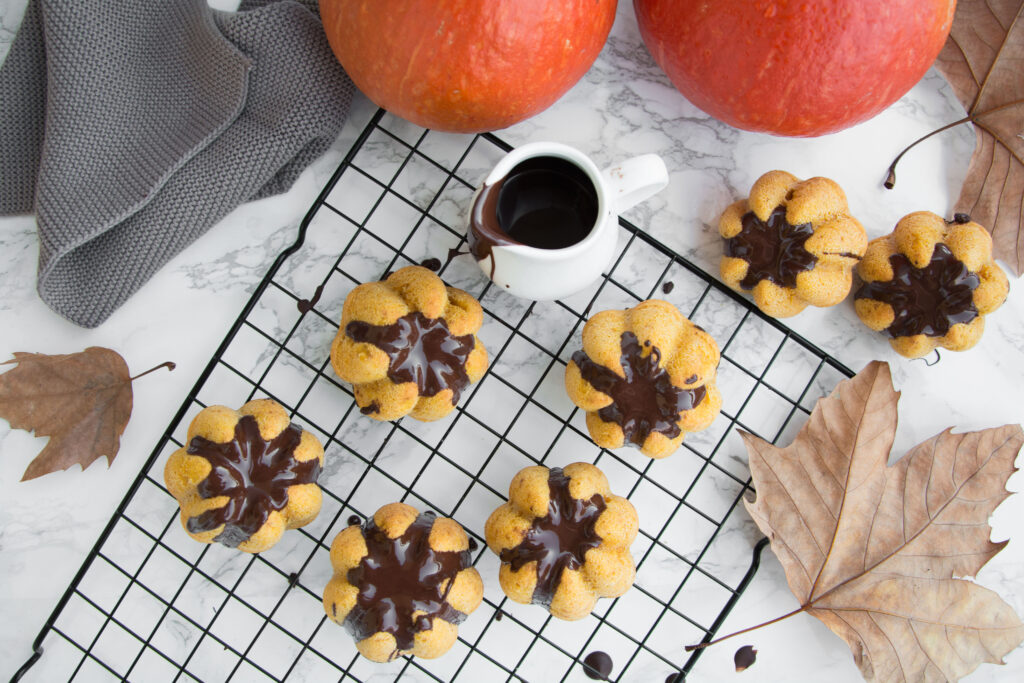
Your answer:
734;645;757;672
347;515;361;527
661;281;675;294
297;283;325;314
468;537;478;551
582;651;613;680
664;674;685;683
420;257;442;272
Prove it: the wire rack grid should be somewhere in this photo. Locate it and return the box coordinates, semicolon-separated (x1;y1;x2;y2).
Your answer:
15;108;854;683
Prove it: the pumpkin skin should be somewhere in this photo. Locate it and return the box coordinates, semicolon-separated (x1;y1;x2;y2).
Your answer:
319;0;618;133
633;0;957;137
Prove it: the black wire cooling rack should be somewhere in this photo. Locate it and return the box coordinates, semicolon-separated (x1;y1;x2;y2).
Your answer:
14;109;854;683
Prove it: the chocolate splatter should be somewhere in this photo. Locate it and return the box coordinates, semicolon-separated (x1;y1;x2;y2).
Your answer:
661;281;675;294
347;515;361;527
499;467;606;606
343;512;472;656
724;205;817;290
346;312;475;404
583;651;613;680
734;645;757;672
854;243;979;338
186;415;320;548
571;332;706;446
420;257;442;272
297;283;326;314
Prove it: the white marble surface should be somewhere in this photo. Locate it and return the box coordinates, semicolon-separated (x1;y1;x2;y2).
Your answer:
2;1;1023;682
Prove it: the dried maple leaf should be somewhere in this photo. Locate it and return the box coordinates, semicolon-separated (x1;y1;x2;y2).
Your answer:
0;347;172;481
737;361;1024;681
934;0;1024;275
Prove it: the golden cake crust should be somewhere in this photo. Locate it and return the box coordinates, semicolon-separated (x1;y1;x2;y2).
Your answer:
719;170;867;318
565;299;721;459
854;211;1009;358
330;266;488;421
323;502;483;662
163;399;324;554
485;462;638;621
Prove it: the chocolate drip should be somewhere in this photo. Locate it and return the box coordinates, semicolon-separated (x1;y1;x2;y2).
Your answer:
469;157;597;279
296;283;325;314
571;332;706;446
186;415;320;548
583;651;614;680
725;205;817;290
420;257;442;272
855;243;979;338
343;512;472;655
499;467;607;607
345;312;475;404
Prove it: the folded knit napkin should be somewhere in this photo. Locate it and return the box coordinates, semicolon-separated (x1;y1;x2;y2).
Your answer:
0;0;354;327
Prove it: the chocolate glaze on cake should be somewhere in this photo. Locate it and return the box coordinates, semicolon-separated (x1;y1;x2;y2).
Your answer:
725;205;817;290
346;312;475;404
571;332;706;446
499;467;606;606
343;512;472;655
186;415;320;548
855;243;979;338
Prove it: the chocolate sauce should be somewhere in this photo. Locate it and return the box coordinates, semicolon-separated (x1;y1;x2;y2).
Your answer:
345;312;474;404
469;156;598;277
296;283;325;314
724;205;817;290
661;281;675;294
420;257;442;272
499;467;606;607
854;243;979;338
468;537;479;552
342;512;473;655
185;415;320;548
583;651;613;680
734;645;758;672
493;609;504;621
360;401;380;416
665;674;685;683
571;332;706;446
347;515;361;527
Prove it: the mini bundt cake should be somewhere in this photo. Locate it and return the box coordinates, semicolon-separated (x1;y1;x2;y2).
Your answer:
331;265;488;421
565;299;721;459
485;462;638;620
719;170;868;318
854;211;1009;358
164;399;324;553
323;503;483;662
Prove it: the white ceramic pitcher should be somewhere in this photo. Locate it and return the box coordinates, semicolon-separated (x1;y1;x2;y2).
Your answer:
468;142;668;301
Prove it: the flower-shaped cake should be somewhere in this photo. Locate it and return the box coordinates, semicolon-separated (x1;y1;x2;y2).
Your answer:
485;462;638;620
719;170;868;317
164;399;324;553
565;299;721;459
854;211;1009;358
323;503;483;662
331;265;488;422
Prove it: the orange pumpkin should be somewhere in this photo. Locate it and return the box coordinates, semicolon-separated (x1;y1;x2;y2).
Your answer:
319;0;618;133
634;0;957;137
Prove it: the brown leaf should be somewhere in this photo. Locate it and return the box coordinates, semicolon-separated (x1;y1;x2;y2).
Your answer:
0;347;132;480
934;0;1024;275
743;360;1024;682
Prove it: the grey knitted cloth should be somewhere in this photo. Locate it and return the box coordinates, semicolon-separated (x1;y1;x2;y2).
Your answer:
0;0;354;327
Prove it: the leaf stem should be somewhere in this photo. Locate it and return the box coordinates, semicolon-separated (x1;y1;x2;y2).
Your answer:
684;605;808;652
130;361;176;382
884;98;1024;189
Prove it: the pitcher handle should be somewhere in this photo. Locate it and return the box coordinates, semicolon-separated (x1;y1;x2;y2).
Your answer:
602;154;669;214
